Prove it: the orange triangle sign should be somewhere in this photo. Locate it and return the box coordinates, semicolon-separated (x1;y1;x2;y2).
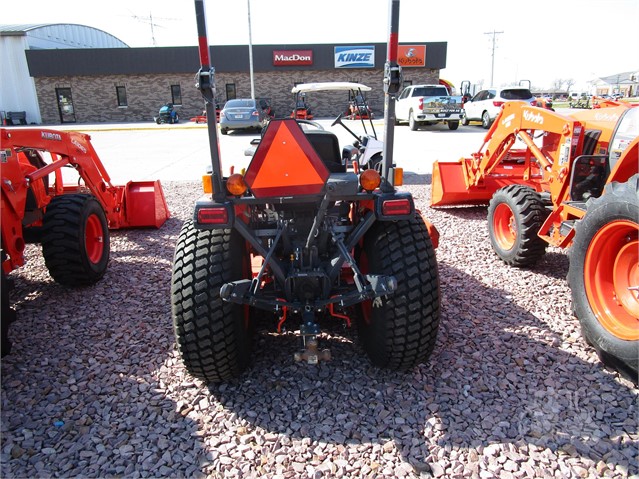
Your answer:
245;119;329;198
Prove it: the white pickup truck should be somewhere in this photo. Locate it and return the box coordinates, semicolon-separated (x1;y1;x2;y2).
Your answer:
395;84;463;131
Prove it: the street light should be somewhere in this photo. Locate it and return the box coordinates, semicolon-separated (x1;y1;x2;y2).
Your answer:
247;0;255;100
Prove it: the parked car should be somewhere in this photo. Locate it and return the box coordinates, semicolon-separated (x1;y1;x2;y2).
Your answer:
219;98;270;135
462;86;536;128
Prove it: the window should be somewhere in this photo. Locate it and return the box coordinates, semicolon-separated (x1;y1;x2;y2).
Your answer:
171;84;182;105
225;83;236;101
403;80;413;89
116;86;128;107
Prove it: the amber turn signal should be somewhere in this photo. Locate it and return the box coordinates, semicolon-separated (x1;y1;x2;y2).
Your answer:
360;169;381;192
202;175;212;194
226;173;248;196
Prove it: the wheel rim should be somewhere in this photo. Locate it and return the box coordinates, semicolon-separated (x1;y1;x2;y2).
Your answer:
493;203;517;250
85;213;105;264
584;219;639;340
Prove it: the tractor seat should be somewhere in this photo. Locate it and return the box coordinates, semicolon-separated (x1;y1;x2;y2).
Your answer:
305;130;345;173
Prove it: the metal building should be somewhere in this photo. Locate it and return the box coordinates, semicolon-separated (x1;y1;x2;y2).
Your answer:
0;23;128;124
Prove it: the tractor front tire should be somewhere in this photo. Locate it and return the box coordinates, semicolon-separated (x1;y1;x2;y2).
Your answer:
357;216;440;371
171;221;253;384
41;194;110;286
568;175;639;383
487;185;548;267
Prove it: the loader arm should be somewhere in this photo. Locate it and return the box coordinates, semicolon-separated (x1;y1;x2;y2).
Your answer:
463;101;585;192
0;128;168;230
431;101;585;207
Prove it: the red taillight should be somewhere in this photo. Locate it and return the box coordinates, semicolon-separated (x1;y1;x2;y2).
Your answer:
419;98;423;111
493;101;504;107
197;207;228;224
382;199;411;216
251;111;259;117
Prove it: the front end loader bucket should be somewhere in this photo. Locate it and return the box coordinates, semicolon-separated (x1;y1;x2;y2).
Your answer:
121;180;170;228
431;160;503;207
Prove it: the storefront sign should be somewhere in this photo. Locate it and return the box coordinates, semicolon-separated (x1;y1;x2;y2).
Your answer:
273;50;313;66
334;46;375;68
398;45;426;67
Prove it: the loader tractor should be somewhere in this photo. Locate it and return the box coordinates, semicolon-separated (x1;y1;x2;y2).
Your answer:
1;128;169;355
431;100;638;382
170;0;441;384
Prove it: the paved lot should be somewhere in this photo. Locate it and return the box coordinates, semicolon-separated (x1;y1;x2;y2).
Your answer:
52;117;489;185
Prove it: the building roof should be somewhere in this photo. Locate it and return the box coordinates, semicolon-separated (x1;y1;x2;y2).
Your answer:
598;71;639;85
0;23;128;48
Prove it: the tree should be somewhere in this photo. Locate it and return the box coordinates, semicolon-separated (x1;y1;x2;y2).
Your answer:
552;78;565;91
564;78;576;93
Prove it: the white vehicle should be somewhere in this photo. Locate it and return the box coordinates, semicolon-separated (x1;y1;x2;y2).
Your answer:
395;84;463;131
462;86;536;129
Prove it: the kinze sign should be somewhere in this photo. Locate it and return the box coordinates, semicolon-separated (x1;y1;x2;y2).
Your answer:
334;46;375;68
273;50;313;66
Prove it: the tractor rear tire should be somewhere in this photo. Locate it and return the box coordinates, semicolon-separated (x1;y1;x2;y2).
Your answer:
171;221;254;384
357;216;440;371
41;194;110;286
568;175;639;383
487;185;548;267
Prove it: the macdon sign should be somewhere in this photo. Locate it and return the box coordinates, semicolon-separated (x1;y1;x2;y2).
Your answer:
273;50;313;66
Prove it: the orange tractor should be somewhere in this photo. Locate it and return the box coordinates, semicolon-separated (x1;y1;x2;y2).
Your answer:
431;100;638;381
1;128;169;354
171;0;440;384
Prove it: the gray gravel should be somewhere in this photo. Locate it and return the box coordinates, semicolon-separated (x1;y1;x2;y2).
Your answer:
1;178;637;479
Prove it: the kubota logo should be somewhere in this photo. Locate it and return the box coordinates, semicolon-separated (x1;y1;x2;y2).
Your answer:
523;109;544;125
41;131;62;141
594;112;620;122
398;45;426;67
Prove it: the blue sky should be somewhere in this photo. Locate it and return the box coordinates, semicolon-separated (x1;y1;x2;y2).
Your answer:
3;0;637;92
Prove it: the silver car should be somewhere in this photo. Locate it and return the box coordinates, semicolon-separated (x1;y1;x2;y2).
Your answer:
462;87;536;129
219;98;269;135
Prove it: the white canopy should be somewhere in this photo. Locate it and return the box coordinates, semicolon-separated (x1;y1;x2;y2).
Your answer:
291;82;372;94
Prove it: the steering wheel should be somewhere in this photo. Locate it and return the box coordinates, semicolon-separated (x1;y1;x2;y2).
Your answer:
331;112;345;128
296;119;324;131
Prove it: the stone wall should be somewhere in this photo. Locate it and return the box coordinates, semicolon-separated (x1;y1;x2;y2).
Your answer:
34;69;440;124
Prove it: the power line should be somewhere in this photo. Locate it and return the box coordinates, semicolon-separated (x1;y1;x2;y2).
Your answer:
484;30;503;86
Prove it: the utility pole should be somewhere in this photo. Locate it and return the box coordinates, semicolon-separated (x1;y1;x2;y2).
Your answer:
484;30;503;86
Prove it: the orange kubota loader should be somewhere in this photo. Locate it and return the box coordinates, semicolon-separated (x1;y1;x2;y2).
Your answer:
430;100;638;382
1;127;169;355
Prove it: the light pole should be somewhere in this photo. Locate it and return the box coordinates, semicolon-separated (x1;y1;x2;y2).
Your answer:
247;0;255;100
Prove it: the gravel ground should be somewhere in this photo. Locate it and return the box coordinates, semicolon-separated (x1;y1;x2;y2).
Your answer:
1;178;637;479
